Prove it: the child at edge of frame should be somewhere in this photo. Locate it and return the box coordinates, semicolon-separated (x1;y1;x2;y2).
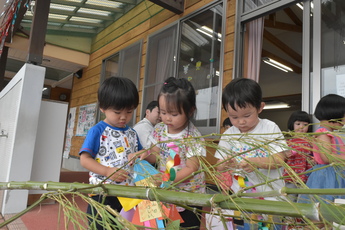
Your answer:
215;78;290;230
79;76;143;230
297;94;345;229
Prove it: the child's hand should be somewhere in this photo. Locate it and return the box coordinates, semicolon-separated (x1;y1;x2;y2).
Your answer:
239;160;255;173
139;149;151;160
128;150;151;166
128;153;137;165
105;167;128;182
225;156;237;169
216;157;237;171
285;150;296;158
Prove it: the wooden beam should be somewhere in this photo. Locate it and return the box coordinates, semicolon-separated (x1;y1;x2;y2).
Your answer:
264;19;302;33
27;0;51;65
49;8;115;21
21;22;98;34
261;49;301;74
263;29;302;64
283;8;302;26
0;46;9;90
52;0;137;7
23;16;105;28
51;0;128;12
149;0;185;14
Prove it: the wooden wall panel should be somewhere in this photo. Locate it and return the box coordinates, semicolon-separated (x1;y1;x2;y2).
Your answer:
68;0;237;158
224;33;234;53
221;0;236;129
224;51;234;72
92;3;161;52
227;0;236;16
226;15;236;35
50;87;71;102
93;2;157;42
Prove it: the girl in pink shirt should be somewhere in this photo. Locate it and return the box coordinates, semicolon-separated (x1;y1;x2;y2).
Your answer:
298;94;345;204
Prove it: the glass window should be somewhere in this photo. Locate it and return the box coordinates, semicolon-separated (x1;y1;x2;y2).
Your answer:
178;4;223;134
321;0;345;98
104;54;119;79
142;25;178;115
236;2;306;130
100;42;142;126
243;0;276;13
142;3;223;134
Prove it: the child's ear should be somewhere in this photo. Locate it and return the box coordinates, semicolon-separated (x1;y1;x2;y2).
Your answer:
258;102;265;113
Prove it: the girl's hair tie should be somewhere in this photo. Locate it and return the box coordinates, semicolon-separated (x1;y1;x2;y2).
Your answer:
164;82;168;85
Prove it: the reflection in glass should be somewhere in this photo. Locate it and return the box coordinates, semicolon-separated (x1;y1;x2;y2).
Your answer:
178;4;223;133
100;43;142;126
143;25;178;115
243;0;276;13
321;0;345;97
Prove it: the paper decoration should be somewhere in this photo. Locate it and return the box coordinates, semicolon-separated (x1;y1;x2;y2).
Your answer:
234;173;256;193
161;142;181;188
195;86;218;120
118;196;143;212
196;61;201;70
138;200;162;222
0;0;20;56
76;103;97;136
119;159;183;227
63;107;76;158
120;208;135;222
183;64;190;74
133;160;159;183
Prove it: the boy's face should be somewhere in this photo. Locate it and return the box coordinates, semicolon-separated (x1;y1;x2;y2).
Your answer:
146;106;161;126
226;102;264;133
101;108;134;128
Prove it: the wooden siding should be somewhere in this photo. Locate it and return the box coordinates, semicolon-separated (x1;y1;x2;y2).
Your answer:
68;0;236;158
221;0;236;134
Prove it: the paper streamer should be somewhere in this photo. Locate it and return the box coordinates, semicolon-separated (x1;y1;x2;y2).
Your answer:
163;142;181;184
118;196;142;212
133;159;159;183
120;207;135;221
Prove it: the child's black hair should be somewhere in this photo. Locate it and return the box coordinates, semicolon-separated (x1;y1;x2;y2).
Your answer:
314;94;345;122
222;78;262;111
98;76;139;110
146;100;158;112
287;110;312;132
158;77;196;119
142;101;158;119
222;117;232;128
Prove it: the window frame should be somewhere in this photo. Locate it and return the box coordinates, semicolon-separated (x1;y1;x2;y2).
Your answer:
98;40;143;126
142;0;226;135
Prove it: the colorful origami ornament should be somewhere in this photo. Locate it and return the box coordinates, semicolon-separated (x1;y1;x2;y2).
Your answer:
233;172;256;193
161;142;181;188
196;61;201;70
119;159;183;228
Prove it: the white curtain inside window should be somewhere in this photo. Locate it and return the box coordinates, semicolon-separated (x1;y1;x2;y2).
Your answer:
154;35;174;96
246;17;264;82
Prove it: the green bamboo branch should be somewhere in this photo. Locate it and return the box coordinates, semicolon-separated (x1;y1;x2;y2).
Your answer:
1;181;345;224
0;192;50;228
